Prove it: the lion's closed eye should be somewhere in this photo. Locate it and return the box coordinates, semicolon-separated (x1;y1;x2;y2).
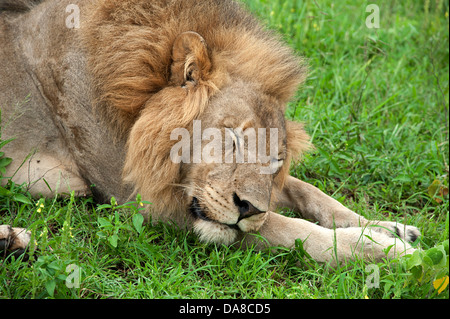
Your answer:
225;128;243;158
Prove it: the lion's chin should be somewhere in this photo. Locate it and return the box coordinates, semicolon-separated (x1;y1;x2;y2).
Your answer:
236;213;268;233
189;197;269;244
193;219;239;245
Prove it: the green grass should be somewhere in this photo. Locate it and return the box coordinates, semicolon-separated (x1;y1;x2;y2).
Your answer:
1;0;449;299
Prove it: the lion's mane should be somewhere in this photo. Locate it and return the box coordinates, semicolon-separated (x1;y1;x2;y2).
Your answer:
81;0;310;222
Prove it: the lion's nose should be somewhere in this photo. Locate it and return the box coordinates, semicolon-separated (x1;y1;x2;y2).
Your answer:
233;193;265;222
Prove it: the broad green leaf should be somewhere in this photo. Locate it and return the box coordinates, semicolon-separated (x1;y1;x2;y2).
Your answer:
410;265;423;281
12;193;32;205
45;280;56;297
406;249;422;269
0;157;12;168
97;217;112;228
426;247;444;266
423;255;434;267
0;186;11;196
133;214;144;234
57;274;67;281
96;231;106;239
442;240;449;255
108;234;118;248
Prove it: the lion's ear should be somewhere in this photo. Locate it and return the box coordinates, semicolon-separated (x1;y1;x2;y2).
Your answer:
170;31;212;87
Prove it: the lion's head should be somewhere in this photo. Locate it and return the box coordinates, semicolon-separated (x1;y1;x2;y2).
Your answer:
82;0;310;244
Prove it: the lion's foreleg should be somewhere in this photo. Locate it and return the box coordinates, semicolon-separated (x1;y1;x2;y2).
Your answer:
273;176;367;229
247;212;414;265
272;176;421;243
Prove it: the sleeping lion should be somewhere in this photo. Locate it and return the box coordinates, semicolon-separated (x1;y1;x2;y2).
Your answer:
0;0;419;265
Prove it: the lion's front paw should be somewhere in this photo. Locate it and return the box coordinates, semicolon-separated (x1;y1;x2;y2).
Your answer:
0;225;31;260
368;221;420;243
396;224;420;243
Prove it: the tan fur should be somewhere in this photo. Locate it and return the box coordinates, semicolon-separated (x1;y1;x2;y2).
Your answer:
0;0;420;264
80;0;308;224
81;0;306;131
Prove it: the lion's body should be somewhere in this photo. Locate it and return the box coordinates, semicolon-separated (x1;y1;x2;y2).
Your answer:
1;0;129;203
0;0;420;265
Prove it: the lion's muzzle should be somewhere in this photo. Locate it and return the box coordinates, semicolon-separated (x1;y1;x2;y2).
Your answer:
233;193;266;222
189;194;268;245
